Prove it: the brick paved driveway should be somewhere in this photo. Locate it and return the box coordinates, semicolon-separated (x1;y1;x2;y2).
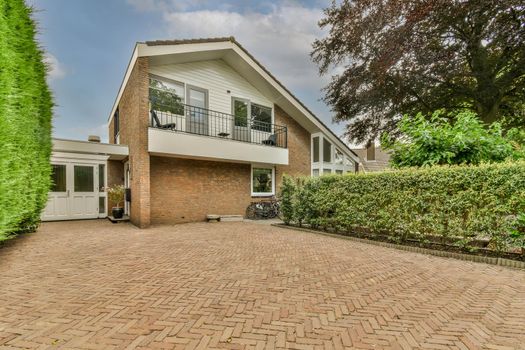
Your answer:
1;220;524;350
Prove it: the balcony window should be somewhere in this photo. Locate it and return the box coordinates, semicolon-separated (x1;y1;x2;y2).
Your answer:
252;167;274;196
251;103;272;133
233;98;248;127
149;76;184;115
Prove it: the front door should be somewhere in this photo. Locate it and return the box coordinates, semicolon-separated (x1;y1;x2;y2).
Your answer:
70;164;98;219
42;161;100;221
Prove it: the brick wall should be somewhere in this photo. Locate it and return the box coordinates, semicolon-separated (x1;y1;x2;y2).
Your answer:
150;156;252;224
114;57;151;228
274;105;311;190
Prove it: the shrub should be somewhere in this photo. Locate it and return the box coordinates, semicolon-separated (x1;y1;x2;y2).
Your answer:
0;0;53;240
381;110;524;168
280;161;525;252
107;185;125;209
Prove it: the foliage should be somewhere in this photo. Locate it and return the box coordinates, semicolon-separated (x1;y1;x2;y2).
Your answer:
381;110;525;167
509;212;525;255
106;185;125;208
279;176;294;225
312;0;525;143
280;162;525;253
0;0;53;241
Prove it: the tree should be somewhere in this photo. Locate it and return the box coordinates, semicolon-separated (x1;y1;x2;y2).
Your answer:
312;0;525;143
381;110;524;167
0;0;53;239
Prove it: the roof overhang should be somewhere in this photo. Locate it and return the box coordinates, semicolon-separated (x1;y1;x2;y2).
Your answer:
107;38;359;162
52;138;129;161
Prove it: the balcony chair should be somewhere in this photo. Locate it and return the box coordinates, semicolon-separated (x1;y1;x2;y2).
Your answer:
151;110;176;130
262;133;277;146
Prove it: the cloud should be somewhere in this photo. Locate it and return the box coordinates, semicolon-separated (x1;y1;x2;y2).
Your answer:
161;4;330;91
44;52;66;81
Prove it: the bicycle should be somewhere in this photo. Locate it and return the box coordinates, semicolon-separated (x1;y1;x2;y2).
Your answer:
246;196;281;220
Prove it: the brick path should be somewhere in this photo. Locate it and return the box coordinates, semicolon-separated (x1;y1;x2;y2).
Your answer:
0;220;524;350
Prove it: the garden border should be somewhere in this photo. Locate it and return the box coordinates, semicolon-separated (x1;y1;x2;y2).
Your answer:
273;223;525;269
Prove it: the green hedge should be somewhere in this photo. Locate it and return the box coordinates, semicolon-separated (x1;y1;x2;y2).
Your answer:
280;162;525;252
0;0;53;240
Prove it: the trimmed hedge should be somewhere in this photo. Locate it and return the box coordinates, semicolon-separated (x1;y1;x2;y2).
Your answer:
280;162;525;253
0;0;53;240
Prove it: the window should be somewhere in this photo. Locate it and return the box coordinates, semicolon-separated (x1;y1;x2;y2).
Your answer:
335;170;343;175
323;138;332;162
252;167;274;195
313;137;320;162
149;76;184;114
233;99;248;127
74;166;94;192
323;169;332;175
99;197;105;214
113;108;119;144
312;169;319;177
51;164;66;192
251;103;272;132
98;164;105;191
335;149;344;165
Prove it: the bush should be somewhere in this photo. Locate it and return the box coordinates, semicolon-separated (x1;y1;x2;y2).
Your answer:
0;1;53;240
280;162;525;252
381;110;524;168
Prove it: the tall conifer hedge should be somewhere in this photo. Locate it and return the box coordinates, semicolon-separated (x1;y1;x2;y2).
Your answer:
0;0;53;240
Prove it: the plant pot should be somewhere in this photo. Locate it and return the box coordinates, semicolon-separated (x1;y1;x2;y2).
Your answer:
112;207;124;219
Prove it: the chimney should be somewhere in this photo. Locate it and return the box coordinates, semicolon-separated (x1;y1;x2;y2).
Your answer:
88;135;101;143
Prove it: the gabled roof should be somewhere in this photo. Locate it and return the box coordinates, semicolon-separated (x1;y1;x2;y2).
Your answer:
107;37;359;161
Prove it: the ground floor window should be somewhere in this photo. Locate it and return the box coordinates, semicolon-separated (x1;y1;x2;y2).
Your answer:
251;166;274;196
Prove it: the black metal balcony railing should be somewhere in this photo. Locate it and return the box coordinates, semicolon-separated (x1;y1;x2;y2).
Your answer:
150;102;288;148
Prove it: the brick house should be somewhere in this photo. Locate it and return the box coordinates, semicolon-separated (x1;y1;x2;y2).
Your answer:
43;37;359;227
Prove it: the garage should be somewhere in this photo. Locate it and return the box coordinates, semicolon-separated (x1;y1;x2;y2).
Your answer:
42;138;128;221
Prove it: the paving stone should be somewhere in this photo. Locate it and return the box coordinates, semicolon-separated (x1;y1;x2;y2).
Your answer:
0;220;524;349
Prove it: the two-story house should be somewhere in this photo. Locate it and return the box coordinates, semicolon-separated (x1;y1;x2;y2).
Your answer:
42;37;359;227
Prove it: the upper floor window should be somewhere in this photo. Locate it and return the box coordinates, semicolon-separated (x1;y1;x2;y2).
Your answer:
113;108;119;144
313;136;320;163
233;99;249;127
323;138;332;162
149;76;184;114
335;149;344;165
251;103;272;133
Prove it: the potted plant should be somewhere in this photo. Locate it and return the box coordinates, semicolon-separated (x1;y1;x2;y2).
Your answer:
107;185;125;219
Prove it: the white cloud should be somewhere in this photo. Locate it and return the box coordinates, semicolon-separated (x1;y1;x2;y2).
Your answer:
159;3;330;91
44;52;66;81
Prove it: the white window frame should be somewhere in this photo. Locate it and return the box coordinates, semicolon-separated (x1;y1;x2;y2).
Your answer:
231;98;274;127
251;165;275;197
311;132;357;176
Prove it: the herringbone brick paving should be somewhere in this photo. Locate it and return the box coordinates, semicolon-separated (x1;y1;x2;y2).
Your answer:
0;220;524;349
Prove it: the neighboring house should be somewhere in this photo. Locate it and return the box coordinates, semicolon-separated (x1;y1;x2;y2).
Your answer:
43;37;360;227
352;143;391;172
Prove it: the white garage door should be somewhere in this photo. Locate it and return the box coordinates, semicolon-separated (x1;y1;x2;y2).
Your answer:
42;160;105;221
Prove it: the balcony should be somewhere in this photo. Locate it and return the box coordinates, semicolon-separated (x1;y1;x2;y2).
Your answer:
148;102;289;165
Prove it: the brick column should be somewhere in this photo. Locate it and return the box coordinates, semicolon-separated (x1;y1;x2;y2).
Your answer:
119;57;151;228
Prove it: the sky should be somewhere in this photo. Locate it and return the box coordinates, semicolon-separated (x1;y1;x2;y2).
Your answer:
29;0;348;143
